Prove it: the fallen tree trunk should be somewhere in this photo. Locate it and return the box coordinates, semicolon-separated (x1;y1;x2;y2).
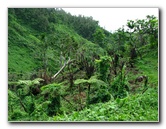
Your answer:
52;57;71;79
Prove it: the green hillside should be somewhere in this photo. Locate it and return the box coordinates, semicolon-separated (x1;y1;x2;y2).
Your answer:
8;8;158;122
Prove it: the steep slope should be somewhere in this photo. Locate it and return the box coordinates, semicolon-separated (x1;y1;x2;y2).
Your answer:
8;8;104;81
8;14;39;74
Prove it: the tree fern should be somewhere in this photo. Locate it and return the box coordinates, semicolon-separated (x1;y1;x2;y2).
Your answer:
40;83;62;116
74;76;111;106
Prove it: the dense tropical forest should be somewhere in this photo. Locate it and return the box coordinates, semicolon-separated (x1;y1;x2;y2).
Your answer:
8;8;158;121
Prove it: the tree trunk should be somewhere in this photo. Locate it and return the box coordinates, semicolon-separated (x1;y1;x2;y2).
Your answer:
130;47;137;59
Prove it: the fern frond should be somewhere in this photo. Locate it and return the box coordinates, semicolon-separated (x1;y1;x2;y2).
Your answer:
40;83;61;91
74;79;88;85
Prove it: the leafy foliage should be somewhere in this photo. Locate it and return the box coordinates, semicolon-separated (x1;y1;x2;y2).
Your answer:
95;56;111;82
54;88;158;121
40;83;63;116
93;28;106;47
